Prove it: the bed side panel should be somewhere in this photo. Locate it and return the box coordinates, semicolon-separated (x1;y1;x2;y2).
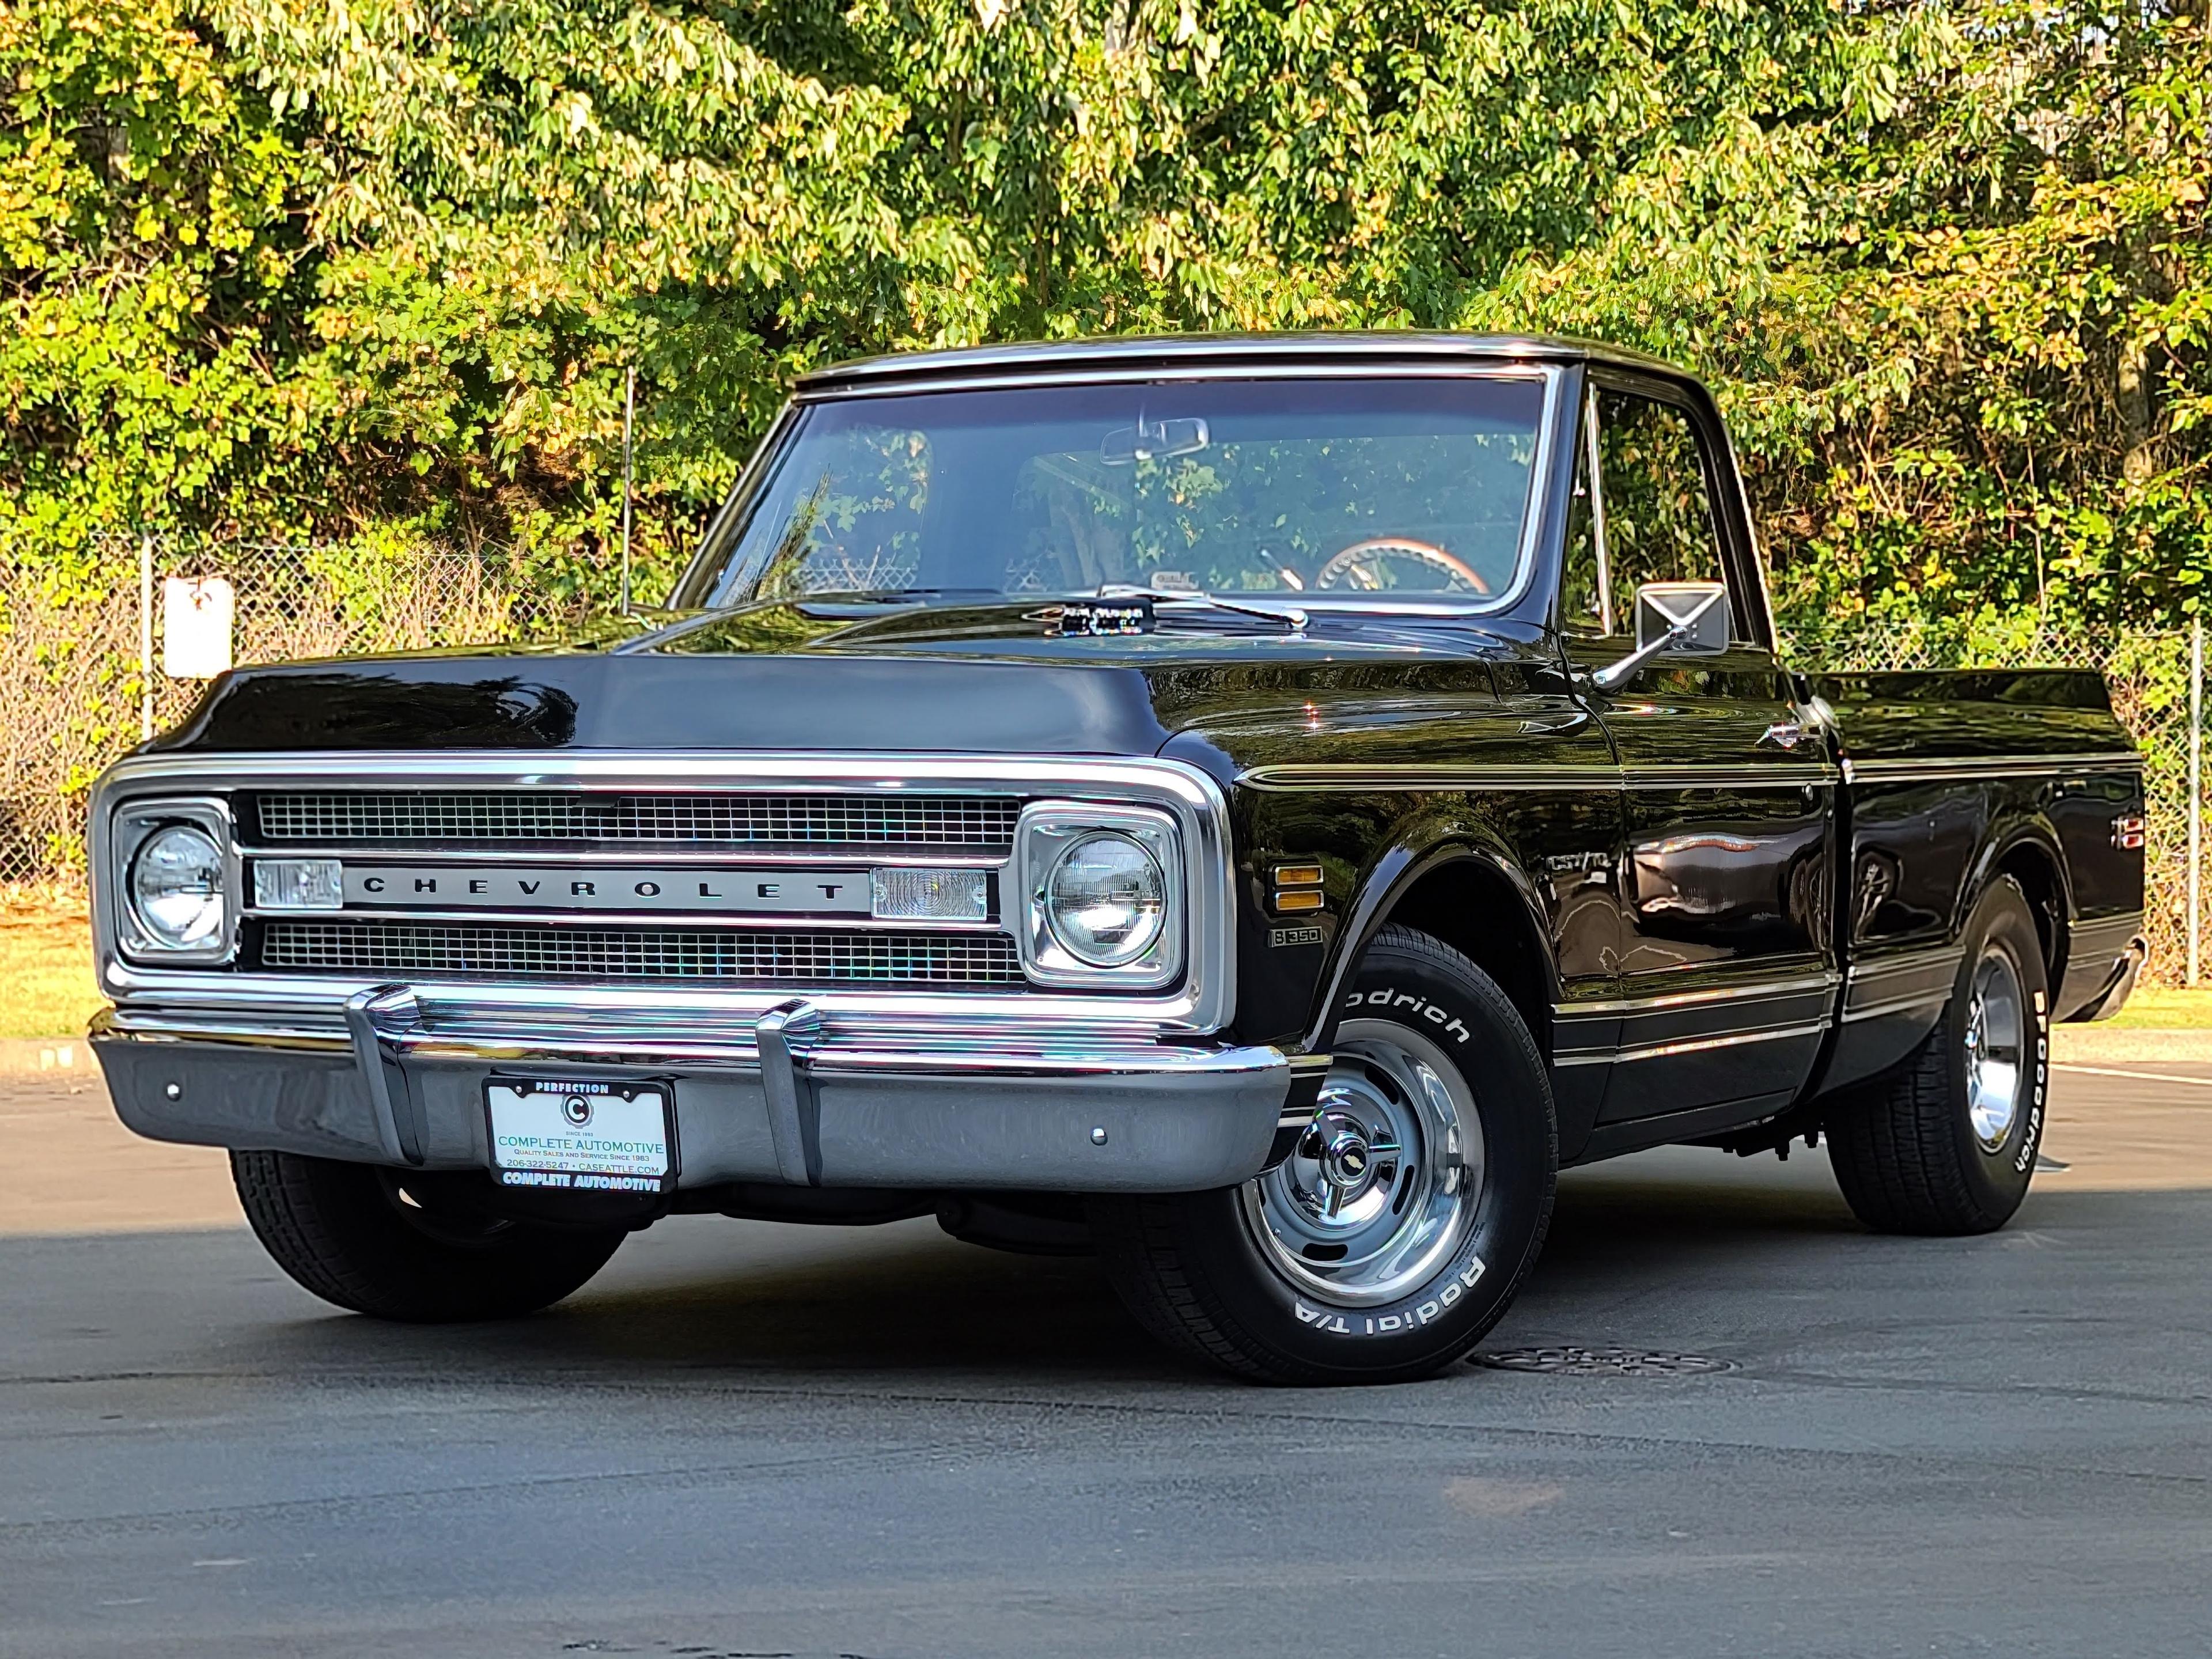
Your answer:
1805;669;2143;1090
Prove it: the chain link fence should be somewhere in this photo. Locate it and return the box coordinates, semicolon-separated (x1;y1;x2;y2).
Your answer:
4;539;2205;982
1;536;571;898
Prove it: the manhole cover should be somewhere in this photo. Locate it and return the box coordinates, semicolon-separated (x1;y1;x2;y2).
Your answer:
1471;1346;1738;1376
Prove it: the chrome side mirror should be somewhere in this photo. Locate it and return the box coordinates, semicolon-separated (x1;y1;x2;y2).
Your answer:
1586;581;1730;692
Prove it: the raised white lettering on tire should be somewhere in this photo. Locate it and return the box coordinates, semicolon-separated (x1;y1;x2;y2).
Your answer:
1289;1255;1492;1336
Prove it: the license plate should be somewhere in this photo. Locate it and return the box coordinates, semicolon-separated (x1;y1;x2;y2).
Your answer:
484;1078;674;1194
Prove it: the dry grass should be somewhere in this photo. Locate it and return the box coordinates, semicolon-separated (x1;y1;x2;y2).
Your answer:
2102;986;2212;1030
0;906;102;1039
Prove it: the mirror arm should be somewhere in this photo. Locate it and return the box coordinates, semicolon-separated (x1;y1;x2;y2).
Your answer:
1582;622;1690;692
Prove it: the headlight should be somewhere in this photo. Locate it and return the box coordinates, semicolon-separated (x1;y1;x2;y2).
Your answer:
1014;804;1184;988
1044;832;1166;966
128;824;227;948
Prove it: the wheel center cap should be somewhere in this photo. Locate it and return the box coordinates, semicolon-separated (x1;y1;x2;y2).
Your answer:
1318;1127;1372;1190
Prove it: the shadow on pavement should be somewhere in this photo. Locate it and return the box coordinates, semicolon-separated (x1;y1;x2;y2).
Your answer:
4;1121;2191;1389
197;1147;1878;1384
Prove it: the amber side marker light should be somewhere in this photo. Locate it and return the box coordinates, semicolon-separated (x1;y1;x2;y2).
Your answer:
1272;862;1325;913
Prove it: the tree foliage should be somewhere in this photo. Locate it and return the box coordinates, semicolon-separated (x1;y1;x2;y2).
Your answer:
2;0;2206;636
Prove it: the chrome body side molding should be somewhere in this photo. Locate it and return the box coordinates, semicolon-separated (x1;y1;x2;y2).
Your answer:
1839;752;2142;785
1240;763;1621;794
1238;760;1842;794
1840;945;1966;1025
1552;972;1840;1069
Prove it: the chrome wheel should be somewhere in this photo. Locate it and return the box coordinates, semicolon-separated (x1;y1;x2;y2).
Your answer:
1242;1019;1484;1307
1964;944;2027;1151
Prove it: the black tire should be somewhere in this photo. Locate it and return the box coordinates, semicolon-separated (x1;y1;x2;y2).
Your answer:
231;1150;627;1320
1090;926;1556;1385
1826;876;2051;1235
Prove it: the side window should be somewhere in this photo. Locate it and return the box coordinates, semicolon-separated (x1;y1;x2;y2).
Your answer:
1558;392;1608;636
1593;388;1724;632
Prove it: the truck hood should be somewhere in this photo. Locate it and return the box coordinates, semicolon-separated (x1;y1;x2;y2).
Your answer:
148;600;1537;770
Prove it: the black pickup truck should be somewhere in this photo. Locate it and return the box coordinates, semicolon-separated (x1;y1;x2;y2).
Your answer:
88;334;2147;1384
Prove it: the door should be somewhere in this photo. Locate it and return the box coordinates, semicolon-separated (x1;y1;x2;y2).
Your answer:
1558;379;1838;1123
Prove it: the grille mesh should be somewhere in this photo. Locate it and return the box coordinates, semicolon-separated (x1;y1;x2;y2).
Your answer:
259;921;1022;987
252;791;1021;850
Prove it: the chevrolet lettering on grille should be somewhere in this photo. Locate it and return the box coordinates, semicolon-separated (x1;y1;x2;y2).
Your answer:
339;865;874;915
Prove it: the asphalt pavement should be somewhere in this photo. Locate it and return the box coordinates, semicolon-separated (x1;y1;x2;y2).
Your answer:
3;1062;2210;1658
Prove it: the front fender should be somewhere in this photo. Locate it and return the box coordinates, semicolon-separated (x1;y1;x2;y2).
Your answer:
1298;810;1561;1056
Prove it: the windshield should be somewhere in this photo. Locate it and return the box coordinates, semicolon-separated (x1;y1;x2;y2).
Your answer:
684;375;1550;611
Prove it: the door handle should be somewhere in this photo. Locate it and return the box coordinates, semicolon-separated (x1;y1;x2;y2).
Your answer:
1758;720;1813;751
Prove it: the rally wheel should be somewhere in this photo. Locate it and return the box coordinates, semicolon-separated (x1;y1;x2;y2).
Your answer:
1090;926;1555;1384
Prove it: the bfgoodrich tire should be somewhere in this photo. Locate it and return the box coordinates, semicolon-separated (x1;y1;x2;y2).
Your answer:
1090;926;1556;1385
232;1150;627;1320
1826;876;2051;1235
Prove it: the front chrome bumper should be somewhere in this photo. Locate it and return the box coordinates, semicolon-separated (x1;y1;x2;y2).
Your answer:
90;993;1323;1194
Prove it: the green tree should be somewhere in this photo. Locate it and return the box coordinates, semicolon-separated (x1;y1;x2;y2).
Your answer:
2;0;2205;634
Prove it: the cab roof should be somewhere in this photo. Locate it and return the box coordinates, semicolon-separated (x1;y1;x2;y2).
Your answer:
797;331;1688;396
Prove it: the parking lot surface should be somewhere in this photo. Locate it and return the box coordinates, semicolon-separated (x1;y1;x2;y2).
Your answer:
3;1062;2209;1658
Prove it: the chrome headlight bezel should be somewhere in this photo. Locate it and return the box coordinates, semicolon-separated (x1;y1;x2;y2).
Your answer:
1013;802;1184;991
109;796;239;965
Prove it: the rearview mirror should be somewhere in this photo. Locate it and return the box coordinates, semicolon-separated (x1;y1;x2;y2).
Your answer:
1101;417;1210;467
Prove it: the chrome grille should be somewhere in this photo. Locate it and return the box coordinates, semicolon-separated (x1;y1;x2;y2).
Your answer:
252;791;1021;849
258;921;1023;986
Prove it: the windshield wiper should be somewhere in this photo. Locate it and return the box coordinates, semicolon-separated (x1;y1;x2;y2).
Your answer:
1090;584;1308;634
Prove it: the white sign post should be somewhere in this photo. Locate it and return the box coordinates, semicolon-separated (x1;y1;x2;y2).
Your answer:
162;576;236;679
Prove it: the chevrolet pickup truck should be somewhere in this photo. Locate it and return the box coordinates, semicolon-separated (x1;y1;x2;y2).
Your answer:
88;334;2147;1384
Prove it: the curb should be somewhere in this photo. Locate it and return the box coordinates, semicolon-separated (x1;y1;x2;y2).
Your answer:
2052;1027;2212;1065
0;1036;92;1078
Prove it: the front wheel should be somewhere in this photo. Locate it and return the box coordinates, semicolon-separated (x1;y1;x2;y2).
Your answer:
1090;926;1556;1385
232;1150;628;1320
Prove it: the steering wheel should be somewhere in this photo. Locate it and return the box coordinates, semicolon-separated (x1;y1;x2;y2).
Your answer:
1313;537;1490;595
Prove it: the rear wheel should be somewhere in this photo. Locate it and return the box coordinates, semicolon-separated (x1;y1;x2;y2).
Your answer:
232;1150;627;1320
1826;876;2050;1234
1090;926;1555;1384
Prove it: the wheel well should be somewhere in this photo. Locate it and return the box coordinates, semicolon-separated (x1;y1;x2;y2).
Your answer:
1378;859;1554;1058
1993;842;2065;982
